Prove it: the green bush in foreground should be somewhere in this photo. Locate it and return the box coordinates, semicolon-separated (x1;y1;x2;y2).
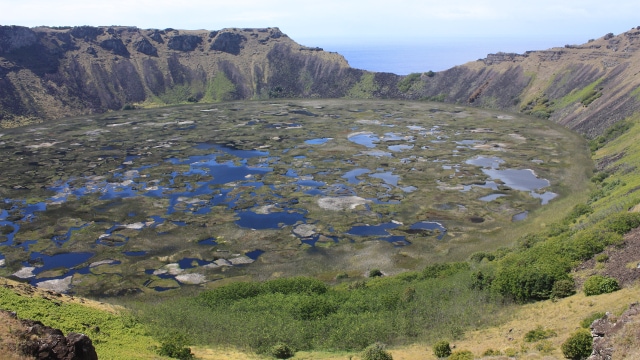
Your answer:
561;329;593;359
369;269;384;278
535;340;555;354
551;278;576;299
270;343;295;359
482;348;502;356
361;342;393;360
157;342;194;360
583;275;620;296
433;340;452;358
524;326;557;342
157;333;194;360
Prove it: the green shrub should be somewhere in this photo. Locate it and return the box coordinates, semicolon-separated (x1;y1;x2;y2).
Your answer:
589;120;631;152
590;172;609;184
565;203;593;222
348;280;367;290
531;110;551;119
580;312;605;328
492;251;572;302
157;335;194;360
595;253;609;263
369;269;384;278
583;275;620;296
397;73;422;93
517;233;546;249
535;339;555;354
469;251;495;262
601;212;640;235
422;262;469;279
270;343;295;359
433;340;452;358
504;348;517;357
470;270;493;290
264;276;328;295
197;281;263;306
524;326;557;342
568;229;620;261
289;295;338;320
395;271;420;282
561;329;593;359
401;287;416;302
580;89;601;107
482;348;502;356
551;278;576;299
545;222;570;237
449;350;474;360
361;342;393;360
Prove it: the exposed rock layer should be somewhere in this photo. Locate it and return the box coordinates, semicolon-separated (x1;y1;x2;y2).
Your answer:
589;302;640;360
3;25;640;136
0;26;360;125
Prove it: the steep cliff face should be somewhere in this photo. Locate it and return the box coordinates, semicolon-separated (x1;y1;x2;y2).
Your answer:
406;27;640;137
0;25;364;126
3;25;640;137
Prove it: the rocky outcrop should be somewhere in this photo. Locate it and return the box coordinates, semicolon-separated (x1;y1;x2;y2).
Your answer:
134;37;157;56
481;52;527;65
99;38;130;57
210;31;246;55
0;310;99;360
0;26;37;54
588;302;640;360
167;34;202;51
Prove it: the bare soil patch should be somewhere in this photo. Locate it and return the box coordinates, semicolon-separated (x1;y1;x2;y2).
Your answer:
575;226;640;287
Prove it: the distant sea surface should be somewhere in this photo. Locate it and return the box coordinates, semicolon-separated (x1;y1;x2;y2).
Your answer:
317;37;576;75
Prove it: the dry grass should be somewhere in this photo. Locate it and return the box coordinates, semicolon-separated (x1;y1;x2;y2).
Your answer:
611;319;640;359
0;311;34;360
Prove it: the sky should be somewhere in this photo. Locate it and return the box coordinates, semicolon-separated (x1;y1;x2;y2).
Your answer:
2;1;640;72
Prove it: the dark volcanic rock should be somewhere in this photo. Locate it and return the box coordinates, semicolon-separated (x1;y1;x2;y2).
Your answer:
134;37;158;56
167;34;202;51
17;318;98;360
147;29;164;43
70;26;104;41
0;26;37;54
210;32;246;55
99;38;130;57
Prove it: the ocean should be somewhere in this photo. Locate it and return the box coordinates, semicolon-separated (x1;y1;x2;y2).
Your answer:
314;37;577;75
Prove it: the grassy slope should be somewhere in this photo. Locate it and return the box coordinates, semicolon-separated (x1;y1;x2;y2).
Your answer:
0;278;164;360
